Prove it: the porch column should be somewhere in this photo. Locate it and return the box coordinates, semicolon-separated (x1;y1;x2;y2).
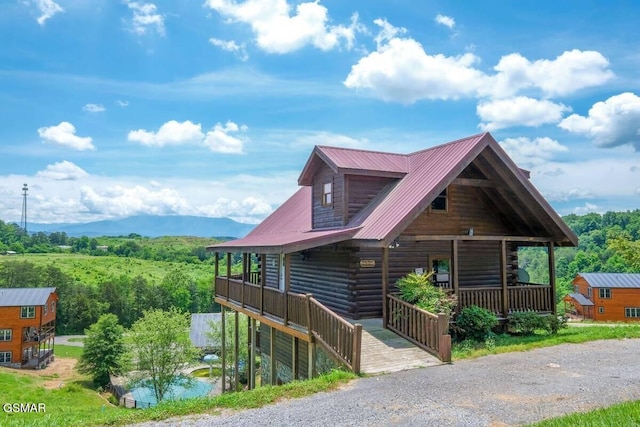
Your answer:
452;240;459;295
260;254;266;315
226;253;231;302
241;253;247;307
284;253;291;325
548;241;557;314
221;308;226;393
381;246;389;328
500;239;508;318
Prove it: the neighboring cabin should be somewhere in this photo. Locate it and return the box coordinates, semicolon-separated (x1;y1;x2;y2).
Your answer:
209;132;578;383
0;287;57;369
565;273;640;321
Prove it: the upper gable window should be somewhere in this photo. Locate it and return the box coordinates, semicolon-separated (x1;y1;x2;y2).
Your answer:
431;189;447;211
322;182;333;207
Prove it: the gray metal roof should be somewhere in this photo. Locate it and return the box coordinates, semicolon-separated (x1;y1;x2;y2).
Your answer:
0;287;57;307
579;273;640;289
566;293;594;306
190;313;221;348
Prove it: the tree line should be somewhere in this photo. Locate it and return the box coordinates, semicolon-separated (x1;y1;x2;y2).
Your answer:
0;261;217;334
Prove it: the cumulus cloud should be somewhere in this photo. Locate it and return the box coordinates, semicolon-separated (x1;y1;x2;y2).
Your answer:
558;92;640;150
344;20;485;103
125;1;165;36
478;97;571;131
29;0;64;25
209;38;249;61
36;161;89;181
38;122;95;151
205;0;363;53
83;103;105;113
128;120;204;147
435;14;455;29
128;119;248;153
295;131;369;149
345;20;613;109
571;202;600;215
198;196;273;223
80;185;188;216
204;121;248;154
500;136;569;168
116;100;129;107
487;49;614;98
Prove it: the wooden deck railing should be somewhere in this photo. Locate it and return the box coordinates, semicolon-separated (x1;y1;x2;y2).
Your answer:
386;294;451;362
457;284;554;315
215;276;362;373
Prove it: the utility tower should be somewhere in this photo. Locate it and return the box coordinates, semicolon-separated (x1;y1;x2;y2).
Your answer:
21;183;28;234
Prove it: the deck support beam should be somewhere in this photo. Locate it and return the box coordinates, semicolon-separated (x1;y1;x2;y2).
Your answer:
270;326;276;385
234;310;239;392
221;308;226;393
249;317;256;390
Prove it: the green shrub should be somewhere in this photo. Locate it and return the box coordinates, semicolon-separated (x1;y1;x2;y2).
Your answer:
454;306;498;341
544;314;569;334
508;311;546;335
395;272;457;315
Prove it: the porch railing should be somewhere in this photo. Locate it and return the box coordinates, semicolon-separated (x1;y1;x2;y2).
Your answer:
457;284;554;316
215;276;362;373
386;294;451;362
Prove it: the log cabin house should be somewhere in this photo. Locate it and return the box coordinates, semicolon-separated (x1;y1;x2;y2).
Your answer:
0;287;57;369
565;273;640;321
208;132;578;386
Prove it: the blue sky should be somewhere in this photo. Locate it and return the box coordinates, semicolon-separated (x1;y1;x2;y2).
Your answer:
1;0;640;225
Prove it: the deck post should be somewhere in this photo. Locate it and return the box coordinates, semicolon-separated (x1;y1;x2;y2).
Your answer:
234;311;239;392
260;254;266;315
214;252;219;286
270;326;277;385
284;253;291;326
241;253;247;307
452;240;459;308
351;323;362;374
221;308;226;393
308;340;316;379
249;317;256;390
305;294;313;339
548;241;557;314
226;253;231;302
292;337;299;380
382;246;389;328
437;313;451;363
501;239;508;317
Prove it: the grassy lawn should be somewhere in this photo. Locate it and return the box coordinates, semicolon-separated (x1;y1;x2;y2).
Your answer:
531;400;640;426
452;323;640;360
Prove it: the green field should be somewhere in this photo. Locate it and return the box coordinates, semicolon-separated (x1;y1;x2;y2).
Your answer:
0;253;218;286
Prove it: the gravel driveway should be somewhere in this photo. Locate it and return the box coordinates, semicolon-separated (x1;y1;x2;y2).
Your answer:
132;338;640;426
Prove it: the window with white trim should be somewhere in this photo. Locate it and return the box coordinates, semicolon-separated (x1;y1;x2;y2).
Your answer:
0;329;11;341
44;304;47;316
598;288;611;299
625;307;640;318
322;182;332;207
587;287;592;297
598;306;604;314
20;306;35;318
0;352;11;363
51;301;55;312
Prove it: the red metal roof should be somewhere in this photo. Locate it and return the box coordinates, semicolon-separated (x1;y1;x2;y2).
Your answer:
209;132;577;253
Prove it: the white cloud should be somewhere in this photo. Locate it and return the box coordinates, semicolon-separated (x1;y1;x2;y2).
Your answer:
294;131;370;149
571;202;600;215
83;103;105;113
435;14;455;29
558;92;640;150
198;196;273;223
209;38;249;61
487;49;614;98
29;0;64;25
128;120;204;147
478;97;570;131
116;100;129;107
205;0;363;53
80;184;188;216
125;1;165;36
37;122;95;151
36;161;89;181
344;33;485;103
204;121;248;154
500;136;569;168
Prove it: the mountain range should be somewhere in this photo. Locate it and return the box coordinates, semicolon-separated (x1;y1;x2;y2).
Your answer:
26;215;256;238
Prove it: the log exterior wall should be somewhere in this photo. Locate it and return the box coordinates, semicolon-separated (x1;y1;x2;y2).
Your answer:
312;164;344;229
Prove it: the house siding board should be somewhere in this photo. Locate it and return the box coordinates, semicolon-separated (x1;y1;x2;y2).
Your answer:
312;164;344;229
347;175;394;223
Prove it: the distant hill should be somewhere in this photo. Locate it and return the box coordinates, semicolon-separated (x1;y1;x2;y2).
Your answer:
27;215;255;238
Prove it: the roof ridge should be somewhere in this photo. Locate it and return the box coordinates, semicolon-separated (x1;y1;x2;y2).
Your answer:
316;145;409;157
408;132;489;157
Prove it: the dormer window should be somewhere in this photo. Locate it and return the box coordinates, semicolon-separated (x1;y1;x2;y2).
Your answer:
431;188;447;211
322;182;333;207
